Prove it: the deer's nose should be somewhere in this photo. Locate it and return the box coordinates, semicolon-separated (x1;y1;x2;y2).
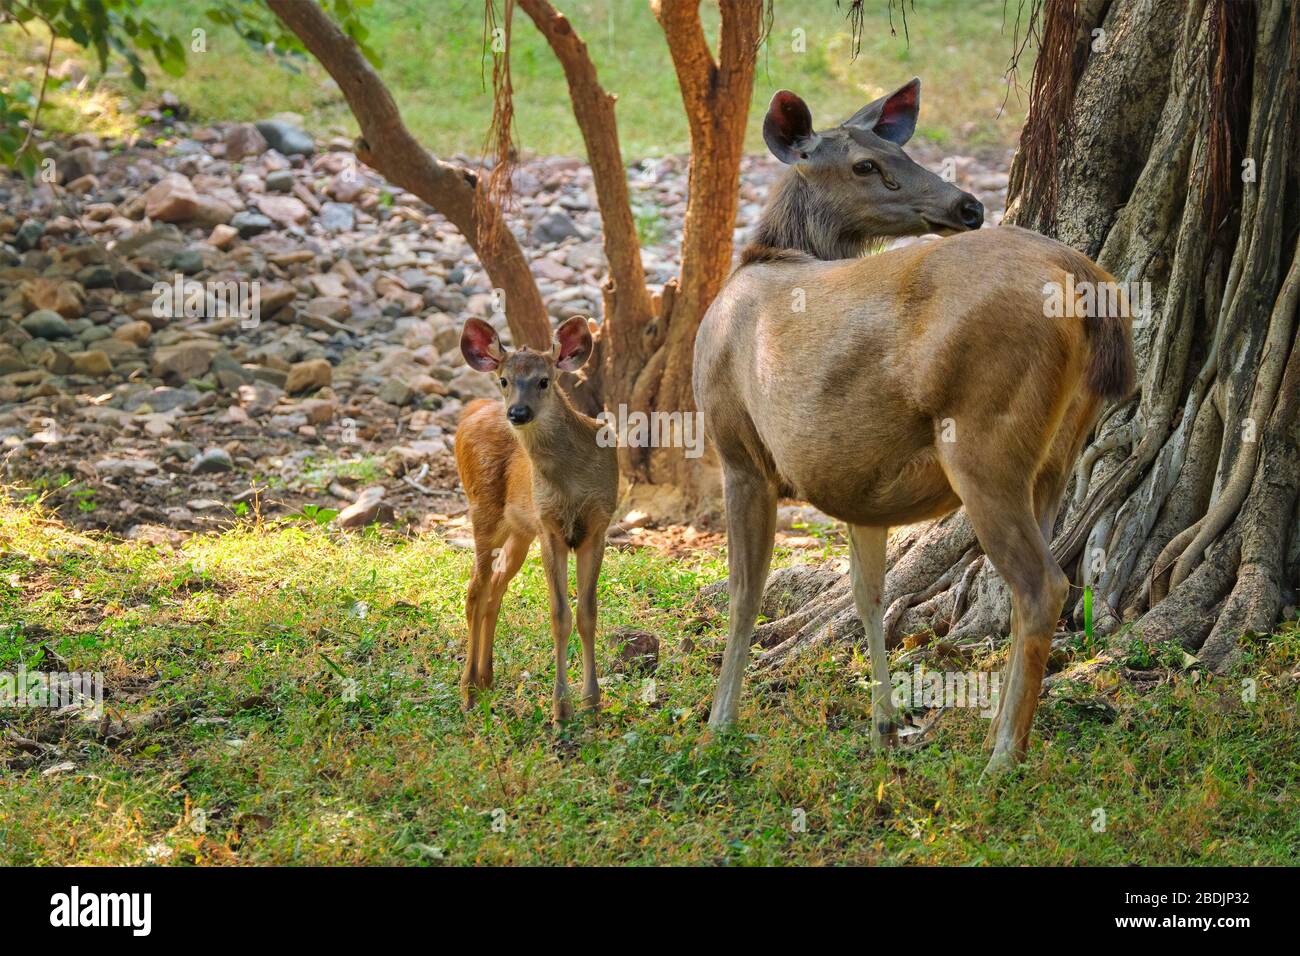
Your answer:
507;404;533;425
958;197;984;229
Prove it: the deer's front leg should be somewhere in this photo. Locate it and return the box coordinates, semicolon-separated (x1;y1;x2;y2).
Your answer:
708;465;777;729
539;530;574;722
848;524;898;748
574;528;607;712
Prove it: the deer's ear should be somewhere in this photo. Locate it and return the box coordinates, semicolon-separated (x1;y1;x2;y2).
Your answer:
460;318;503;372
553;316;593;372
843;77;920;145
763;90;820;164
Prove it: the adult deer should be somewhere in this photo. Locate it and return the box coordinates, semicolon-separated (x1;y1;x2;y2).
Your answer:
695;80;1134;775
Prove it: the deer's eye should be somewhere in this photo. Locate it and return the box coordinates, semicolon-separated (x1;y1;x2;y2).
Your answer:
499;377;508;389
538;378;549;390
853;159;877;176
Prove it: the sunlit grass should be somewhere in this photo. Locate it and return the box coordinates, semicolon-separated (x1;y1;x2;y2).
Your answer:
0;0;1031;158
1;495;1296;865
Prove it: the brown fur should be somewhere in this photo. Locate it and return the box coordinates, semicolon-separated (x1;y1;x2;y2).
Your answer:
696;223;1135;772
454;344;618;721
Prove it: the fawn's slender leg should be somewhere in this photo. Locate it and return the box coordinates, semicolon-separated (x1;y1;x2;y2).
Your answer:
848;524;897;748
461;528;498;707
474;531;533;693
539;529;575;722
708;465;778;729
574;528;607;711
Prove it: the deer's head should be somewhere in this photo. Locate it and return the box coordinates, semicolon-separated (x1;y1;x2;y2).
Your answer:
760;80;983;253
460;317;593;428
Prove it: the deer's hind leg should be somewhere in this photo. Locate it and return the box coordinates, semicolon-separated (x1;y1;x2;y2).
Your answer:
1032;393;1101;543
462;522;502;707
473;529;533;696
940;446;1070;776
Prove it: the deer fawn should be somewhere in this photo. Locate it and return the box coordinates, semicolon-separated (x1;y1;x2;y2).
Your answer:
455;316;618;721
695;80;1134;776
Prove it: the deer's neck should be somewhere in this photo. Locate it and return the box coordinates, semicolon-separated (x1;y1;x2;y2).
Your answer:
517;396;600;488
745;169;879;262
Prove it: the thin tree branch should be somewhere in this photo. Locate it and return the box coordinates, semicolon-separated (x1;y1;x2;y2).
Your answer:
265;0;551;350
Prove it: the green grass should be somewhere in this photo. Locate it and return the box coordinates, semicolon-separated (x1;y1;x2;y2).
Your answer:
1;496;1297;866
0;0;1032;158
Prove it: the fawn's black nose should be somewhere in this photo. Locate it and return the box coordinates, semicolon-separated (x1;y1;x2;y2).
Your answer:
958;196;984;230
507;404;533;425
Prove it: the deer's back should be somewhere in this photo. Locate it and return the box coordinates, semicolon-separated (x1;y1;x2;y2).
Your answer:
695;226;1097;522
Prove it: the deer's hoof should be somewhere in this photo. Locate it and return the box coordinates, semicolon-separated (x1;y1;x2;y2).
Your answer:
979;748;1021;783
552;696;574;723
870;716;901;750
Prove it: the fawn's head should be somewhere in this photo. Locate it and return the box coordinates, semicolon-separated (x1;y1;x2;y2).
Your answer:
460;316;594;428
757;79;983;255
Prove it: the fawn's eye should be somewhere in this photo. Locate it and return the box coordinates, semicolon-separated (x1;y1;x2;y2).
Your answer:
853;159;877;176
538;378;549;390
499;377;508;389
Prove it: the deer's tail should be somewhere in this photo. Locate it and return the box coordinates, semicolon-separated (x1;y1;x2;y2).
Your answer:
1077;258;1136;401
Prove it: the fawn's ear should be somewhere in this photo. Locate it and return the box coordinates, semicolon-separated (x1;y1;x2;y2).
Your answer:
842;78;920;146
460;318;503;372
553;316;593;372
763;90;820;164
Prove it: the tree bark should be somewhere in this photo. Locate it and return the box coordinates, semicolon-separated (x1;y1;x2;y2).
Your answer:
754;0;1299;673
630;0;764;508
266;0;551;351
514;0;765;514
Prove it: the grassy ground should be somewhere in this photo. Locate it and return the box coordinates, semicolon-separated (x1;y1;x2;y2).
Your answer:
1;496;1297;866
0;0;1032;157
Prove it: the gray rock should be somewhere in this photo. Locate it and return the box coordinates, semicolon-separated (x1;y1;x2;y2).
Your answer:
113;267;156;292
15;220;44;251
377;379;415;407
94;457;160;477
20;310;72;339
531;209;580;244
190;446;234;474
120;386;201;413
254;120;314;157
319;202;355;232
265;169;295;193
167;249;205;275
75;264;115;289
59;146;99;183
231;211;273;238
152;341;221;382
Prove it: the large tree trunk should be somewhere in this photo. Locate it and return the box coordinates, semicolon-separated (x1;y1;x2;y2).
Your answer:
623;0;763;510
756;0;1299;674
521;0;764;514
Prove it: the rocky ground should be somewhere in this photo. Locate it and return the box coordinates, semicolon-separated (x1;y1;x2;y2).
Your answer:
0;104;1009;549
